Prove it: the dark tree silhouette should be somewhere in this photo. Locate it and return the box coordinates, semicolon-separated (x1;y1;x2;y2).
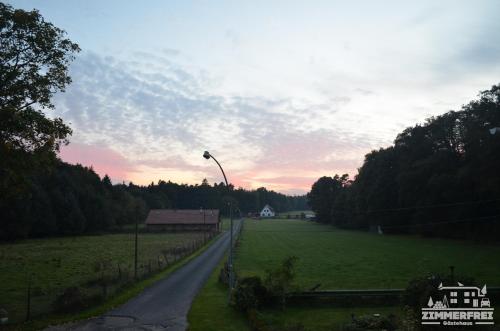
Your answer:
308;84;500;240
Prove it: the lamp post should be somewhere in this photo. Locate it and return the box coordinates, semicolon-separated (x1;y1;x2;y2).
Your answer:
200;207;207;244
203;151;234;293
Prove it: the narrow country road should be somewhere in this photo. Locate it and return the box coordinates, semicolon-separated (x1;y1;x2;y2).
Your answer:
53;219;242;331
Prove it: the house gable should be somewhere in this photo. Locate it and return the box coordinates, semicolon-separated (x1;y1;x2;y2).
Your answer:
260;204;275;217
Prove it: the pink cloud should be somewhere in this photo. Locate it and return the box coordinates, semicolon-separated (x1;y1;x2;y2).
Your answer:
59;143;136;182
226;130;366;193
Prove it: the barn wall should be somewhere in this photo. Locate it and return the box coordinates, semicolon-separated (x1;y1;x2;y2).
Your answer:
146;223;219;232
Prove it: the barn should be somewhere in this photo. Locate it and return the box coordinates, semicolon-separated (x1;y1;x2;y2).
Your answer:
145;209;220;232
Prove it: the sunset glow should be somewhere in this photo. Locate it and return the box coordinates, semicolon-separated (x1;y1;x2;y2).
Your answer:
13;0;500;194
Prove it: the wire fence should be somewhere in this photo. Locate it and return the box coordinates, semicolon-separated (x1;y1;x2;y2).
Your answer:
0;231;219;325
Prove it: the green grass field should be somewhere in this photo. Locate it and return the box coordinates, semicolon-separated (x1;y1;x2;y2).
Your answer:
188;218;500;330
0;231;207;323
235;219;500;289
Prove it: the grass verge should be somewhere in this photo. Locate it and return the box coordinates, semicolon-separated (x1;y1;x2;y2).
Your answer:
187;254;250;331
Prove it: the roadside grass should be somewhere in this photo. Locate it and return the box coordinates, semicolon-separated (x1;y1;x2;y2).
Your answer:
235;219;500;289
0;230;212;326
187;254;250;331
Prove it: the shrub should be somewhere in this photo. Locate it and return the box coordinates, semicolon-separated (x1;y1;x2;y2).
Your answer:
341;314;397;331
264;256;299;308
232;276;270;311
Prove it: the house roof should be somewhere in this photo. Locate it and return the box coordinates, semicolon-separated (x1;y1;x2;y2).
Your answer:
261;204;274;212
145;209;220;225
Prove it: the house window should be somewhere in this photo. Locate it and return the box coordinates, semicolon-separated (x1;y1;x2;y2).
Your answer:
464;292;469;297
451;292;457;297
464;298;470;303
451;299;457;304
472;292;475;297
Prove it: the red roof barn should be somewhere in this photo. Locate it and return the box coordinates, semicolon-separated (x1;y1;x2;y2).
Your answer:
145;209;220;232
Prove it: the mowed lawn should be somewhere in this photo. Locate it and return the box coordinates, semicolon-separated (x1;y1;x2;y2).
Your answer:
0;231;205;323
235;219;500;289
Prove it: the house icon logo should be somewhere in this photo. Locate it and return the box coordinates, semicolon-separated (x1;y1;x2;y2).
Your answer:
421;282;494;326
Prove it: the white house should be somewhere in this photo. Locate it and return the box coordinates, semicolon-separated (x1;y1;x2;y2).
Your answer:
260;204;275;218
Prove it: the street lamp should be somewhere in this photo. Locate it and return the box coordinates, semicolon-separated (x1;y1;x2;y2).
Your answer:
203;151;234;293
200;207;207;244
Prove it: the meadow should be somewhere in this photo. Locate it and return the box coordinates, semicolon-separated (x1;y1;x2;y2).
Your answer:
0;231;207;323
188;218;500;330
235;219;500;289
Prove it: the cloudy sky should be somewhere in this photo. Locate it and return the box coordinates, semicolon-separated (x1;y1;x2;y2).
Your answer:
10;0;500;194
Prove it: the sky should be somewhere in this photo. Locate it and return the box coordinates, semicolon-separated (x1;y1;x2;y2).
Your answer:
9;0;500;194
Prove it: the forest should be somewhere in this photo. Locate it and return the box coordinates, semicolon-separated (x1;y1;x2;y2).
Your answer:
308;85;500;240
0;161;307;240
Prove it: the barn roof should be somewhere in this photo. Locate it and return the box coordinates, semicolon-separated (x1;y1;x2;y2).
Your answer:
145;209;220;225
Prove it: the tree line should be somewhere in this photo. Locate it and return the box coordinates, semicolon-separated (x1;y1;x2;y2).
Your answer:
1;161;307;240
308;85;500;241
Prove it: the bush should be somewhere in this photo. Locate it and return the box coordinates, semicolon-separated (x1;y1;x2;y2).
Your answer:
233;256;299;314
233;276;270;311
264;256;299;308
341;314;397;331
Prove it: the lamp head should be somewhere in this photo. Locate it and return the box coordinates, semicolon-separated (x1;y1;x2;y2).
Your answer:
203;151;211;159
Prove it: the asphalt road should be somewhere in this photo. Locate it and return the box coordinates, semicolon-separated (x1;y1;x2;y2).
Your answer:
52;219;241;331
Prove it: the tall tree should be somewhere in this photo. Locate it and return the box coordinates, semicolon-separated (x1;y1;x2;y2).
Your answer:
0;2;79;152
1;3;79;238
